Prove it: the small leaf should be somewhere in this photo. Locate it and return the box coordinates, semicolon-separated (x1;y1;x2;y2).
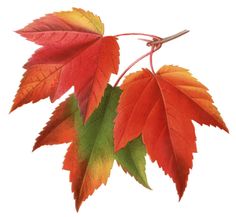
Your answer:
115;136;150;189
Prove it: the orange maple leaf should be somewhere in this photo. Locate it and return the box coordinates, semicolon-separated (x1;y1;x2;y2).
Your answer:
114;65;228;198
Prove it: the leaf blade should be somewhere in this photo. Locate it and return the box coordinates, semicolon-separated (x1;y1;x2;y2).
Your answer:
65;85;121;210
35;85;122;210
114;66;228;198
12;8;120;123
115;137;150;189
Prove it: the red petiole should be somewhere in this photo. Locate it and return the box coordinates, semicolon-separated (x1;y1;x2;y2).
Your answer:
114;32;160;39
114;30;189;87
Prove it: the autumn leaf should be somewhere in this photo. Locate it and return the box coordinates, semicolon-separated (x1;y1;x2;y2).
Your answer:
114;65;228;198
34;85;149;210
11;8;119;122
115;136;150;189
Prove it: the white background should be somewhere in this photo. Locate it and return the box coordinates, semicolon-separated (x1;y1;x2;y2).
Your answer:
1;0;236;216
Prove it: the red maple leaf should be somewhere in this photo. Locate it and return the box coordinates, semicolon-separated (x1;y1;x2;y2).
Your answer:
11;8;119;122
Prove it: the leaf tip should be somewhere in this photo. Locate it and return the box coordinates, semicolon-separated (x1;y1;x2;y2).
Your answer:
223;124;229;133
113;133;126;153
75;193;85;212
114;143;122;153
176;183;186;201
32;144;39;152
75;203;80;212
9;103;17;113
216;121;229;134
15;29;26;38
33;138;45;151
178;193;183;201
145;183;152;190
83;114;89;125
15;29;21;34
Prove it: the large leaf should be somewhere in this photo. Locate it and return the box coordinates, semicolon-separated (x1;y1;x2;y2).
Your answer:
35;85;149;210
11;8;119;122
65;85;117;211
114;65;228;198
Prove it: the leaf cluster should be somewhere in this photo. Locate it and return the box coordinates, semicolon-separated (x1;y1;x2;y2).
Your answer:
11;8;228;211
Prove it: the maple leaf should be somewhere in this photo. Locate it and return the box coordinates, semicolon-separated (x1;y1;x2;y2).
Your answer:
34;85;149;211
115;136;150;189
11;8;119;122
114;65;228;198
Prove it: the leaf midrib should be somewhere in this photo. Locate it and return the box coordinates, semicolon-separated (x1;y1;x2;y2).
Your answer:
153;75;183;186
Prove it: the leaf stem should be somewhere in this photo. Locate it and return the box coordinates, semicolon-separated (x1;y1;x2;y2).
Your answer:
114;32;160;39
114;46;160;87
147;29;189;46
114;30;189;87
149;46;156;75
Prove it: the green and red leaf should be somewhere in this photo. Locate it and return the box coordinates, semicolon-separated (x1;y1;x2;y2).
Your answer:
35;85;149;210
